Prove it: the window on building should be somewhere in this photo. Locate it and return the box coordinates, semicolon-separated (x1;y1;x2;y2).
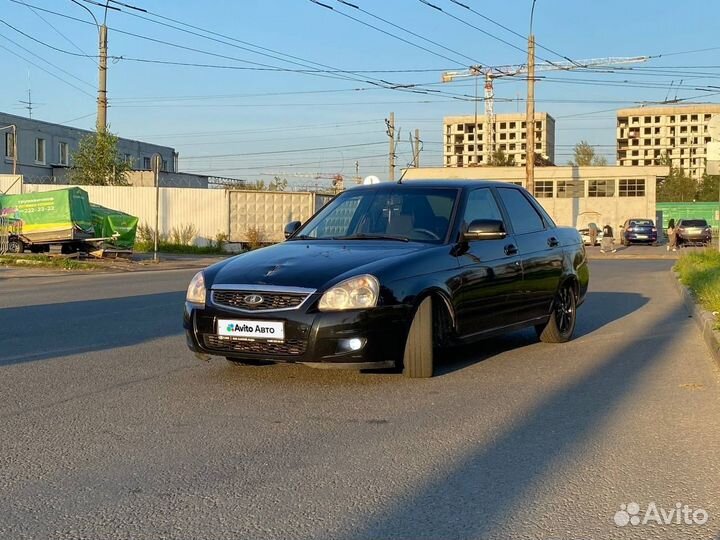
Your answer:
556;180;585;198
655;116;661;122
497;188;545;234
509;122;516;129
143;156;151;169
58;142;69;166
4;132;15;158
691;114;698;121
534;180;553;198
680;115;687;122
619;178;645;197
588;179;615;197
499;122;506;129
35;138;45;164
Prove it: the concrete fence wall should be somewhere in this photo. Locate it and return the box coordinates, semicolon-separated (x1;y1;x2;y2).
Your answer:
0;175;331;246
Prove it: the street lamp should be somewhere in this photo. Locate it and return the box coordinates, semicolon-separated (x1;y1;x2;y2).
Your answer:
69;0;113;133
0;124;18;175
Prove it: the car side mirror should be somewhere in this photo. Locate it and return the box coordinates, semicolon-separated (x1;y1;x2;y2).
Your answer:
462;219;507;241
284;221;302;239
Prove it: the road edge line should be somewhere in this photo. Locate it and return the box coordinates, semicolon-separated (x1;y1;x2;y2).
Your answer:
672;269;720;367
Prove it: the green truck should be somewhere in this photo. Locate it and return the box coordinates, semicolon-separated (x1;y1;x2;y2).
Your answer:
0;187;138;253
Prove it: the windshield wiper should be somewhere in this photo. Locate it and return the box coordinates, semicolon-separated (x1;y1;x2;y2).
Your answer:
333;234;409;242
288;235;331;240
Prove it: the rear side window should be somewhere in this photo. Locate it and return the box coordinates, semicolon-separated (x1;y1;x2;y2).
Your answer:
497;188;545;234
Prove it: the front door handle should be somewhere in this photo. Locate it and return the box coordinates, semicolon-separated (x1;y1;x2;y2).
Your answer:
547;236;559;248
504;244;518;256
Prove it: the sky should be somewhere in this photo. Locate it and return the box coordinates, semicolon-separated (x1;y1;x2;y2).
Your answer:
2;0;720;188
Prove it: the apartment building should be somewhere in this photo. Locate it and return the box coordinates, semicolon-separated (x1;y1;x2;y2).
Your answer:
617;104;720;179
443;112;556;167
403;165;666;231
0;111;178;179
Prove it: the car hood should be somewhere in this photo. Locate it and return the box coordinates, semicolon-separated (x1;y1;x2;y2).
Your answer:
209;241;428;290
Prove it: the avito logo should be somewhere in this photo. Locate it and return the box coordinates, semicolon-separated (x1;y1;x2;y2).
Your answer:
614;502;708;527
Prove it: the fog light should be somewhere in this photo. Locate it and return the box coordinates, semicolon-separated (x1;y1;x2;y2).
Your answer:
337;337;366;353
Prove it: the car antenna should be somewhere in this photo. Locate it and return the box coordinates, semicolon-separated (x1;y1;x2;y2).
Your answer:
397;168;408;184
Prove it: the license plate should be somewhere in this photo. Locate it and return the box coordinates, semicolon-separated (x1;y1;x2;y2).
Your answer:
636;234;648;239
218;319;285;341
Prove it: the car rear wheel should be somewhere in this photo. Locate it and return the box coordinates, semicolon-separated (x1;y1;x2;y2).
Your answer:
403;296;433;378
536;284;577;343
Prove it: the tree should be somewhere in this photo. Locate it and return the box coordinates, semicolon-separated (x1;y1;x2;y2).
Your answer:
696;174;720;202
488;149;514;166
68;131;131;186
268;176;288;191
244;180;266;190
656;167;697;202
567;140;608;166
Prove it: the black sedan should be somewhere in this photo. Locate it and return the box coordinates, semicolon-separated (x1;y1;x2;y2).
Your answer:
184;180;589;378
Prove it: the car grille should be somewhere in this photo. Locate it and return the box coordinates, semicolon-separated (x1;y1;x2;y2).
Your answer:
203;335;307;356
212;290;308;311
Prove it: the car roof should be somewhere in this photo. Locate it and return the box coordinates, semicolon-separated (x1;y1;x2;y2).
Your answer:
345;179;524;191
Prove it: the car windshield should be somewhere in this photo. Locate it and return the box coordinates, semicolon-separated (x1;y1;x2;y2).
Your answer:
629;219;653;226
681;219;708;227
291;186;458;243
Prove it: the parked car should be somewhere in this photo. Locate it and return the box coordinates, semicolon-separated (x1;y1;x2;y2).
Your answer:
184;181;590;378
578;227;603;246
676;218;712;246
621;218;657;246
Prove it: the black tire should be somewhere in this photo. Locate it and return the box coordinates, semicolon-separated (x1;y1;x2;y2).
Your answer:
225;357;274;366
7;238;24;253
403;296;433;378
536;284;577;343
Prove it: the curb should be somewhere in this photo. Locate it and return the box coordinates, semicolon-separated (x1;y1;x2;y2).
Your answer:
672;270;720;367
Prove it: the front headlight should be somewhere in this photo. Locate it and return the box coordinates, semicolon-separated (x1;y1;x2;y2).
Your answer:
318;274;379;312
186;271;206;305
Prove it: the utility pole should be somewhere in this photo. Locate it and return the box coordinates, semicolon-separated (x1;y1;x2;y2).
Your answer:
386;112;396;181
355;160;360;184
97;24;108;133
525;33;536;195
415;129;421;167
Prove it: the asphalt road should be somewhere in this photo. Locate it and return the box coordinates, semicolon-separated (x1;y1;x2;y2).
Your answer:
1;261;720;540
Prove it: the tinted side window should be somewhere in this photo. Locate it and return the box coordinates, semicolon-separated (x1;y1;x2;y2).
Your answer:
463;188;504;225
497;188;545;234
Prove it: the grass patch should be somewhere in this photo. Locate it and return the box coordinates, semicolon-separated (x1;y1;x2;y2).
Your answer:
133;242;228;255
675;250;720;316
0;254;100;271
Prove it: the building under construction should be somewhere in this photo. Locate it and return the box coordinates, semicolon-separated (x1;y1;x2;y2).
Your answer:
443;112;556;167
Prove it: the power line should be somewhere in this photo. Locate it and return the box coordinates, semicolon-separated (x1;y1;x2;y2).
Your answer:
309;0;470;66
0;36;95;98
182;141;388;160
23;1;97;65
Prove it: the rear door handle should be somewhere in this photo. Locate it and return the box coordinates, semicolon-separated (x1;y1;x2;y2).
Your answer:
547;236;559;248
504;244;518;256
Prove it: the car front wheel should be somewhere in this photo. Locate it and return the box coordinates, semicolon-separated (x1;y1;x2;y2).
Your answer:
403;296;433;378
536;284;577;343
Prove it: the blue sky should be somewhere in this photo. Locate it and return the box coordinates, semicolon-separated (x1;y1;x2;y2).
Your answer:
2;0;720;186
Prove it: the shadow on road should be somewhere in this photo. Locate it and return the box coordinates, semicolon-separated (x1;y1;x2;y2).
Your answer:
433;291;649;377
0;291;185;366
342;300;684;539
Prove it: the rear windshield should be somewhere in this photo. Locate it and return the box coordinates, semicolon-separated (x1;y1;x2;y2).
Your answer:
680;219;708;227
629;219;653;226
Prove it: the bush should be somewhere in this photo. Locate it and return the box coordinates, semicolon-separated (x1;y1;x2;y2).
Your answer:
675;251;720;317
169;224;197;246
214;231;230;251
245;227;265;251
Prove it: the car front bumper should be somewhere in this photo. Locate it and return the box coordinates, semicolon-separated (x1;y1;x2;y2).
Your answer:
184;301;409;368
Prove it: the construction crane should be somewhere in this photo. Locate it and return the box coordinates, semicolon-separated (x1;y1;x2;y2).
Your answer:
441;56;649;160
